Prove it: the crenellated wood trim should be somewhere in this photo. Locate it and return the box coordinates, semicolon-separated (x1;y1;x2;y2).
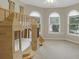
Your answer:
0;0;40;59
14;31;20;40
0;0;15;59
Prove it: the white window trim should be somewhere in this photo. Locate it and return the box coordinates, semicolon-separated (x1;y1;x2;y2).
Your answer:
34;16;42;34
67;15;79;36
29;12;42;34
39;17;42;34
48;16;61;34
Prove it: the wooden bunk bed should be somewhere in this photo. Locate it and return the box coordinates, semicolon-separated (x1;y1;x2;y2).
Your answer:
14;4;38;59
0;0;44;59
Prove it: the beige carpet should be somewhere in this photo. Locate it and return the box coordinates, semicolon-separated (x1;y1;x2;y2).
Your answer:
33;40;79;59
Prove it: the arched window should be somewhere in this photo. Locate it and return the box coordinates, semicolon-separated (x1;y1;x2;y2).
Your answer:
29;11;41;32
49;12;60;33
68;10;79;35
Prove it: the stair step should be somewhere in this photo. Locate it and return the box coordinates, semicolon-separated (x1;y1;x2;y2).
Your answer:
23;53;32;59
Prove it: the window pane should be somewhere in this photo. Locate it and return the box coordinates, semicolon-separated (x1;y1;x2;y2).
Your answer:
49;24;59;32
35;17;41;32
69;15;79;34
52;25;59;32
49;24;53;32
49;16;60;32
69;25;78;33
35;17;40;23
50;17;59;24
69;15;79;24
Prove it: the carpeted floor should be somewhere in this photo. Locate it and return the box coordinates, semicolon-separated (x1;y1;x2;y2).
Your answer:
33;40;79;59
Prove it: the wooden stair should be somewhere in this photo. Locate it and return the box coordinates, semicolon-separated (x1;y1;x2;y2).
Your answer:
38;35;45;46
22;47;36;59
23;53;31;59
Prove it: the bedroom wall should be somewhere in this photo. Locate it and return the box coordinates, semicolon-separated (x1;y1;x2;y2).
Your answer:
19;1;45;36
0;0;20;12
43;4;79;41
20;1;66;40
64;4;79;43
42;7;66;40
0;0;79;42
20;1;79;42
0;0;22;59
0;0;9;10
44;4;79;42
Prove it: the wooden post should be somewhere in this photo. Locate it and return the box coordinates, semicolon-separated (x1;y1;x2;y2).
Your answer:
24;29;27;38
20;6;24;38
14;31;20;40
37;28;39;37
31;20;37;51
28;29;30;38
0;0;15;59
20;6;24;15
8;0;15;15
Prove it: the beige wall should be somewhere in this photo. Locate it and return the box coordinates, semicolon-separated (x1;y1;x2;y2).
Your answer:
20;1;79;42
19;2;45;35
0;0;9;9
44;4;79;42
19;2;66;40
0;0;20;12
42;8;66;40
63;4;79;43
0;0;79;42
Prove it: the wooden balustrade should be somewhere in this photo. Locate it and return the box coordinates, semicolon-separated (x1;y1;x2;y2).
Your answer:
0;0;41;59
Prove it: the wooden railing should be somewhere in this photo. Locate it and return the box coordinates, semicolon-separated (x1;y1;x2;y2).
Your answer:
0;0;45;59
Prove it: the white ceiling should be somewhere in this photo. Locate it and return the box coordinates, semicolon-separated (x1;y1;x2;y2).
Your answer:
20;0;79;8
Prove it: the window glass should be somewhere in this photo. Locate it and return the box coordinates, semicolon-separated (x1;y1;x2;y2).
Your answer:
69;15;79;34
49;13;60;33
68;10;79;35
29;11;41;32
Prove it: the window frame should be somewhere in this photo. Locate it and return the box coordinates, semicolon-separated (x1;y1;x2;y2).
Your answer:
67;11;79;36
48;13;61;34
34;16;42;33
29;11;42;34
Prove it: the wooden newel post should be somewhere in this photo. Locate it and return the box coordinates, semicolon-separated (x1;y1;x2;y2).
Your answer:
20;6;24;15
7;0;15;23
0;0;15;59
20;6;25;38
8;0;15;15
31;20;37;51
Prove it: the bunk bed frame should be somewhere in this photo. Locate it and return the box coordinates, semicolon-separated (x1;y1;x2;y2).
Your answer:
0;0;44;59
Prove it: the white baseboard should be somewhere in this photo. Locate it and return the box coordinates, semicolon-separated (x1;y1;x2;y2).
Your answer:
44;38;65;41
44;37;79;45
66;39;79;45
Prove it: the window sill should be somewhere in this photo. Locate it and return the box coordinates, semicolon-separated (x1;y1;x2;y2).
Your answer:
67;33;79;36
48;32;61;34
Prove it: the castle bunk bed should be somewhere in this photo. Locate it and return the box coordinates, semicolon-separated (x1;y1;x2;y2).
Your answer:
0;0;44;59
13;5;39;59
